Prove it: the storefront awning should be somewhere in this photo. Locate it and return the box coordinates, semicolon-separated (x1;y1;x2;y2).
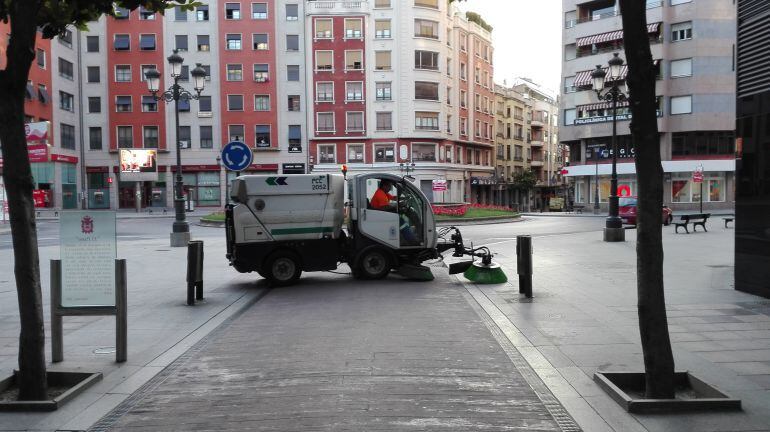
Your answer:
573;60;659;88
576;22;661;47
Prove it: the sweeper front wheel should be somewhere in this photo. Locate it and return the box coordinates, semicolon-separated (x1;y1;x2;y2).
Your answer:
356;246;391;280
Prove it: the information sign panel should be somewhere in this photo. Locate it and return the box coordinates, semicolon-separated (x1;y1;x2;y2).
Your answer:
60;211;117;307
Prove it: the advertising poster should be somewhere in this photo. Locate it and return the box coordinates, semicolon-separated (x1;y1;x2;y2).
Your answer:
60;211;117;307
120;149;159;181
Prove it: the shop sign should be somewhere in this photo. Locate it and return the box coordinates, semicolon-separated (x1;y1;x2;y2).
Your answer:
248;163;279;171
692;167;704;183
119;149;158;181
432;179;447;191
575;113;633;125
28;144;50;162
60;211;117;307
282;163;306;174
471;177;495;186
288;144;302;153
25;121;49;142
51;153;78;164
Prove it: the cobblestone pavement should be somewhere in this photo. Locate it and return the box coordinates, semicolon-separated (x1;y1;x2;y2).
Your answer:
94;273;571;431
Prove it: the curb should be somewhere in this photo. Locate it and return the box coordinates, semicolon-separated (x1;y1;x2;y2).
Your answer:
198;220;225;228
436;216;522;226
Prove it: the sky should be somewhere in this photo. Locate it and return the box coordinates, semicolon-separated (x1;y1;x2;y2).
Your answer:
454;0;563;94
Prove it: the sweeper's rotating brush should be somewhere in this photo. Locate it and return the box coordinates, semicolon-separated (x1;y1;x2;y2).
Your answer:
463;261;508;284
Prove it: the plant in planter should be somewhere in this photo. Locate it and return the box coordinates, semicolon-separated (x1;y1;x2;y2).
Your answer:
593;0;740;411
0;0;197;404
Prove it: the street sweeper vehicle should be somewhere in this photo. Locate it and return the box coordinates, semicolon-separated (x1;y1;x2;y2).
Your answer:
224;173;507;285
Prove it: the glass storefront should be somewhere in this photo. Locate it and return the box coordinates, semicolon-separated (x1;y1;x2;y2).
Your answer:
671;173;725;203
61;164;78;209
183;172;220;207
87;172;110;209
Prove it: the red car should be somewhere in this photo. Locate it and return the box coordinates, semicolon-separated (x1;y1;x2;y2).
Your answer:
619;197;673;226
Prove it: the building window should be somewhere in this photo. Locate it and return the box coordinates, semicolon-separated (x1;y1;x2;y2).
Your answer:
255;125;271;147
672;173;725;203
376;112;392;131
316;82;334;102
315;18;333;39
200;126;213;148
114;6;129;19
225;3;241;19
114;34;130;50
254;63;269;81
115;65;131;82
375;144;395;162
178;126;191;148
563;109;576;126
671;21;692;42
376;82;392;101
228;95;244;111
344;18;362;38
59;30;73;47
415;81;439;101
414;0;438;9
346;112;364;132
227;34;242;50
252;3;267;19
175;35;188;51
60;123;75;149
375;20;391;39
414;50;439;70
253;33;268;50
116;95;132;112
412;143;436;161
87;66;100;83
143;126;159;148
254;94;270;111
460;90;467;108
197;35;210;51
58;58;73;80
288;125;301;147
345;50;363;70
288;95;300;111
315;51;333;71
227;64;243;81
317;112;335;132
89;127;102;150
670;95;692;114
84;36;99;53
117;126;133;148
415;112;439;130
285;4;298;20
88;96;101;113
459;62;467;80
319;144;336;163
375;51;391;70
414;19;438;39
37;84;49;104
139;6;155;20
375;0;391;7
196;5;209;21
670;58;692;78
229;124;245;142
347;144;364;162
198;96;212;114
139;34;156;51
287;65;300;81
174;5;187;20
142;95;158;112
671;131;734;156
346;82;363;101
286;34;299;51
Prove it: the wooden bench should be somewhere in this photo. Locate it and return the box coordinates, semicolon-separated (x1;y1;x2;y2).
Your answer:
674;213;711;234
571;205;584;214
723;217;734;228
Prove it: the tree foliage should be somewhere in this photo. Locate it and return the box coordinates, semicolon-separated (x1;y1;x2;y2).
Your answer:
512;170;537;190
465;11;492;32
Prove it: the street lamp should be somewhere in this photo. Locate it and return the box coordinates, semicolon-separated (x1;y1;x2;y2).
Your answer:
145;50;207;247
399;162;416;179
591;53;628;242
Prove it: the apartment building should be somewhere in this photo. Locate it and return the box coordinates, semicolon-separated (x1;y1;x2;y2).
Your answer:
0;28;81;210
305;0;497;204
560;0;736;211
1;1;309;211
494;84;532;209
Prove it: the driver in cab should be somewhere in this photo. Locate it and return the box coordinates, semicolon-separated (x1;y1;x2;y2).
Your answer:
370;179;419;245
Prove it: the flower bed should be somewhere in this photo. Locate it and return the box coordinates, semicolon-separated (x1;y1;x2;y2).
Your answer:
431;203;468;216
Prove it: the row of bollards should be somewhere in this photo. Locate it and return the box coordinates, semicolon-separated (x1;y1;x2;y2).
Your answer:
186;240;204;305
516;235;533;298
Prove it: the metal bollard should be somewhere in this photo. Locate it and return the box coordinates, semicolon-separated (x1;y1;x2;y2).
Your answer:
516;235;533;298
186;240;204;305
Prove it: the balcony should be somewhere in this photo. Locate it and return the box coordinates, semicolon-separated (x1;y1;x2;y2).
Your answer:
308;0;367;14
530;140;544;147
531;119;544;128
530;159;544;167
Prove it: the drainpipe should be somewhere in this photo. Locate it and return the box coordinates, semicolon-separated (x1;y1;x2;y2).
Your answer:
76;28;87;209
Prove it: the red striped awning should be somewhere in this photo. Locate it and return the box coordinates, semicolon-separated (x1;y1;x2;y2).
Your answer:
577;100;630;112
573;59;659;88
576;22;661;47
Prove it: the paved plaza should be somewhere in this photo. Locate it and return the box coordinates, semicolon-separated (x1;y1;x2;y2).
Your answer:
0;215;769;431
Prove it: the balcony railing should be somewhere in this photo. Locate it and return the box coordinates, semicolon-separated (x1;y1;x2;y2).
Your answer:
565;1;662;28
308;1;367;13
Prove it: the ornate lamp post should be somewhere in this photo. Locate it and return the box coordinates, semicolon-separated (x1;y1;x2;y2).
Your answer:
145;50;207;247
591;53;628;242
399;162;416;178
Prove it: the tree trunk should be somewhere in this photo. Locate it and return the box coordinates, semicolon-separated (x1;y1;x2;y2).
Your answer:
0;0;48;401
619;0;675;399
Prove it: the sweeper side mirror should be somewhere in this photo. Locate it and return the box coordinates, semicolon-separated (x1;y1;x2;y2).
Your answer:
448;260;473;275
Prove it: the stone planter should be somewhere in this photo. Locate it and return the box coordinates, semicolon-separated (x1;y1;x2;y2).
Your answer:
0;371;102;412
594;371;741;414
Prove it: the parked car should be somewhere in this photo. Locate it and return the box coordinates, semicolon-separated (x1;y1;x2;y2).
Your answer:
619;197;673;226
